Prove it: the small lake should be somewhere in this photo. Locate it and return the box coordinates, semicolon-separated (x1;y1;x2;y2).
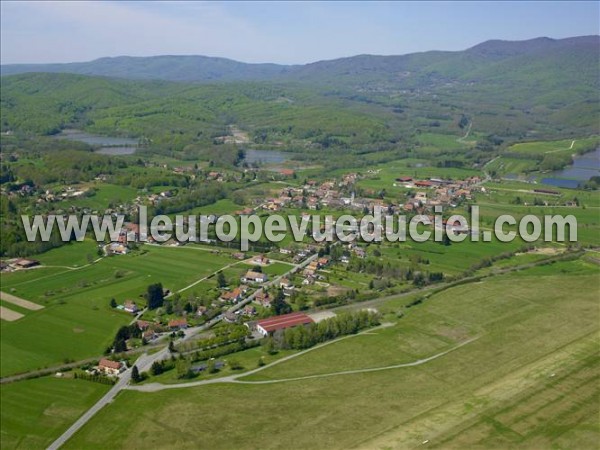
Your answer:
56;130;138;155
541;147;600;188
244;149;290;164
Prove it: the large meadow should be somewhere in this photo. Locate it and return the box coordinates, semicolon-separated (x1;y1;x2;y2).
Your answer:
0;243;250;376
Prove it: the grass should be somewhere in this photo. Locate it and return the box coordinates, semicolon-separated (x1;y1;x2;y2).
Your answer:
0;376;110;450
62;258;599;449
34;239;101;267
0;244;243;376
506;136;599;156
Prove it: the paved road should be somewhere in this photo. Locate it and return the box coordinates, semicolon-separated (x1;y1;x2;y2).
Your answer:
128;328;479;392
44;246;575;448
45;251;317;449
127;322;396;392
46;367;132;450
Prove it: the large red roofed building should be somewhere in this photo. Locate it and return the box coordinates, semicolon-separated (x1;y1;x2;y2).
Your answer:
255;312;314;337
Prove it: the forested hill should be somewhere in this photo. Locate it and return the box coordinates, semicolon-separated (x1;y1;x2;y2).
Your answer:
1;55;293;82
2;36;598;88
1;35;598;145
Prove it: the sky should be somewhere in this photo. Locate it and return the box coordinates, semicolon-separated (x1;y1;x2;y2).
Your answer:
1;1;598;65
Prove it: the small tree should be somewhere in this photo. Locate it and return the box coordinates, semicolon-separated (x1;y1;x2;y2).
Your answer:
131;365;141;383
168;341;176;353
114;338;127;353
109;298;117;308
229;359;243;370
146;283;165;310
207;359;218;374
151;361;164;376
216;272;227;288
263;337;277;355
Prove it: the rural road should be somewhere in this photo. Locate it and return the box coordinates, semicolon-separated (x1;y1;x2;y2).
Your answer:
43;247;578;448
46;368;132;450
127;329;478;392
45;251;318;449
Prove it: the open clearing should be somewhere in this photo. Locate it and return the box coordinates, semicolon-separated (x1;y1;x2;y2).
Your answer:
62;258;599;449
0;292;44;311
0;377;110;450
0;306;24;322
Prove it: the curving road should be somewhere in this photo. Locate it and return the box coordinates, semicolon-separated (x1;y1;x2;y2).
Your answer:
127;328;478;392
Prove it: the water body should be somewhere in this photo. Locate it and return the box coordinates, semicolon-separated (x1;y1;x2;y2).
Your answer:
541;147;600;188
244;149;290;164
95;146;137;155
56;130;138;155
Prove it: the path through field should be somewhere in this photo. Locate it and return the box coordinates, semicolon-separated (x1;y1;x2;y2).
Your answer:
127;326;479;392
0;291;44;310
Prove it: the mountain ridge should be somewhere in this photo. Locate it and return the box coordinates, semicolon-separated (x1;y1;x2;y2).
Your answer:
2;35;597;83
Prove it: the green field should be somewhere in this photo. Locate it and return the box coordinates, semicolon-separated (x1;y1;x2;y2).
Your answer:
0;377;110;449
0;243;241;376
61;258;599;449
506;136;599;156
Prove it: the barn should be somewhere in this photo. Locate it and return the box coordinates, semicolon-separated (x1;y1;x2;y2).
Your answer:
255;312;314;337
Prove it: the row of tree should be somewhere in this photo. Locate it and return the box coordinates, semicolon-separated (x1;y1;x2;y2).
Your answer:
273;310;381;350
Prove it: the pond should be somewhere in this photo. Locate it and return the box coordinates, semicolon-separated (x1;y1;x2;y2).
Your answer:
541;147;599;188
243;149;290;164
55;130;138;155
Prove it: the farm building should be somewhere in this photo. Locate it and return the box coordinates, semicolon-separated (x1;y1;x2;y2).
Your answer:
11;258;40;269
254;312;314;337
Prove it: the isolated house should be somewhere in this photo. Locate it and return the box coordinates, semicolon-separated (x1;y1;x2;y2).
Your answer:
254;291;271;308
220;287;243;303
242;271;267;284
98;358;123;376
168;318;188;330
251;255;270;266
123;300;138;314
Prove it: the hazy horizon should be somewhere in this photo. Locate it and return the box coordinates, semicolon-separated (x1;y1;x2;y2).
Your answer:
1;1;598;65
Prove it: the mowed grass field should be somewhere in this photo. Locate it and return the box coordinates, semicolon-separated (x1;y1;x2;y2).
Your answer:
0;244;239;376
62;257;599;449
506;136;599;156
0;377;110;450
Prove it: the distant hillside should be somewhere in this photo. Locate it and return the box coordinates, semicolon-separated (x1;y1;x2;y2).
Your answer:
1;55;293;82
2;36;598;87
1;36;598;143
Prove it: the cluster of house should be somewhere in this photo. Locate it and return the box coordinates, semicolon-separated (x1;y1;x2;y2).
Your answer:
397;176;481;212
302;256;330;284
136;318;188;341
33;186;90;204
0;258;40;272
